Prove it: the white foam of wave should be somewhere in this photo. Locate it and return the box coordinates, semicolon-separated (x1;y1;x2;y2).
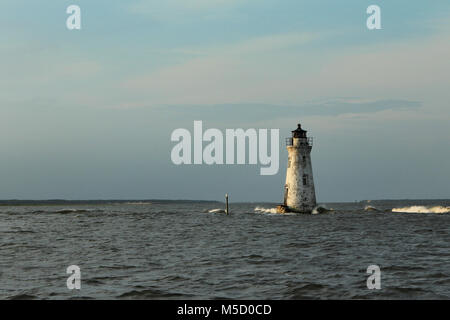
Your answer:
208;208;226;213
255;206;332;215
254;207;278;214
364;205;380;212
392;206;450;214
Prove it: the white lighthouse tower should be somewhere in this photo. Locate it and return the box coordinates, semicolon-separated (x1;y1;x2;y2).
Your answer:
277;124;317;213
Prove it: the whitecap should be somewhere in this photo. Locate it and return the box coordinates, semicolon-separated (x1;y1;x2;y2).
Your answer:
392;206;450;214
254;207;278;214
364;205;380;212
207;208;226;213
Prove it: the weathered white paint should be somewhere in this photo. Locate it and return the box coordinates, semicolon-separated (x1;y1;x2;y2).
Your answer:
283;124;316;213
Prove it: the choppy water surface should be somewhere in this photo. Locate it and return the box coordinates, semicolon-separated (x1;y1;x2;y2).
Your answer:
1;200;449;299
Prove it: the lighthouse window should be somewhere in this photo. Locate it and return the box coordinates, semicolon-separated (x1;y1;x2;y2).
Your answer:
288;156;291;168
303;174;308;186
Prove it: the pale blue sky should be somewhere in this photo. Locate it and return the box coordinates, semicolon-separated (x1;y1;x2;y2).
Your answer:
1;1;450;202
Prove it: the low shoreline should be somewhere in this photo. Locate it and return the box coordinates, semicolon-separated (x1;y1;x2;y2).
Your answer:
0;199;222;206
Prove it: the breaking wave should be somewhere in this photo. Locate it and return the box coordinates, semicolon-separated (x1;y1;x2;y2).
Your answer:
254;205;333;215
312;205;332;214
392;206;450;214
254;207;278;214
364;205;380;212
207;208;226;213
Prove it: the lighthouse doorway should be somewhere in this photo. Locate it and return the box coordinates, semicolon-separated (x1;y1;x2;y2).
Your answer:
283;186;288;205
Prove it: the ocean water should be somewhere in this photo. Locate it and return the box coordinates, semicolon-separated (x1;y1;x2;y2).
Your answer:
0;200;449;300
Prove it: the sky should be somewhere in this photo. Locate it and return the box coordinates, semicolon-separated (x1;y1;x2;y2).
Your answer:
1;0;450;202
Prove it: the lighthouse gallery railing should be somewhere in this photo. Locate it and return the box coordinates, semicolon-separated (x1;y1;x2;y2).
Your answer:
286;137;313;147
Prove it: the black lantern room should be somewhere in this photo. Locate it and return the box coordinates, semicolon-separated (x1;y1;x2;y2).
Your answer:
292;123;307;138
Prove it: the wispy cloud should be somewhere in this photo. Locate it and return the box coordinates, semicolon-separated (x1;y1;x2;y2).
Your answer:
158;99;421;123
120;31;322;105
120;24;450;107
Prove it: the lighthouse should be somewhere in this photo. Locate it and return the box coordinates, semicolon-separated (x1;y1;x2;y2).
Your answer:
277;124;317;213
